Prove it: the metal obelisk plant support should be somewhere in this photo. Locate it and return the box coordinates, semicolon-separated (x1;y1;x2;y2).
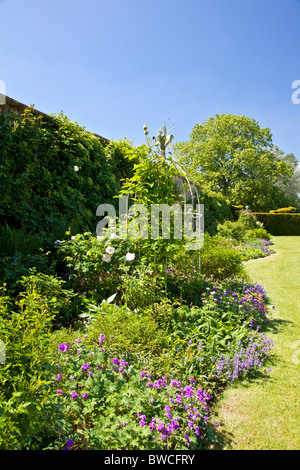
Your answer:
143;123;202;291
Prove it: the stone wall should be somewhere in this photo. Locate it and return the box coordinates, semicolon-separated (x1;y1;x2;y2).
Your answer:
0;95;109;142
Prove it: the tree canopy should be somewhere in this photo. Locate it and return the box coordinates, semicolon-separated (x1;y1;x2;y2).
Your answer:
174;114;294;211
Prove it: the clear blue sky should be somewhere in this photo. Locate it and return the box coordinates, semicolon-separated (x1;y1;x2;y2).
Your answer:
1;0;300;159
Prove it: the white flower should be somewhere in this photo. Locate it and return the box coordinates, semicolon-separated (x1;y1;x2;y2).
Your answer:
73;165;79;172
126;252;135;261
102;254;111;263
109;232;119;239
106;246;115;255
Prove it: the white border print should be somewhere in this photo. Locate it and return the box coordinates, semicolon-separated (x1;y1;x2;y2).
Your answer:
96;196;204;251
0;80;6;105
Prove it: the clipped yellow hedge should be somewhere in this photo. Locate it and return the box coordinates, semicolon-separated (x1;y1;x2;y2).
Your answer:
269;206;296;214
253;212;300;235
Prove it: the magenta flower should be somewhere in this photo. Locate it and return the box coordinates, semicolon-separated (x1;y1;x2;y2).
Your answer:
81;364;90;371
82;393;88;399
99;334;105;343
57;389;63;395
58;343;69;352
70;391;78;400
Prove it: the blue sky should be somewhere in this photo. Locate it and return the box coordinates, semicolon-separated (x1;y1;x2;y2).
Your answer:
1;0;300;159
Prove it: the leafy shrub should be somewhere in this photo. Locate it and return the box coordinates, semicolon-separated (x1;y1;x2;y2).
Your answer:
0;224;43;258
199;234;245;280
0;252;54;293
217;220;247;241
246;227;271;240
198;188;233;236
240;240;274;260
120;264;165;310
0;280;61;449
43;334;218;450
79;299;169;358
0;108;135;244
17;270;82;327
147;278;273;384
56;231;139;305
237;209;262;231
165;267;206;305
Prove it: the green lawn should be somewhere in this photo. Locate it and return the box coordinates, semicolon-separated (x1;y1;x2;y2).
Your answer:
211;236;300;450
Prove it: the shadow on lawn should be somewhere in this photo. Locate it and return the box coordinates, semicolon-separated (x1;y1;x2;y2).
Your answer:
265;318;293;335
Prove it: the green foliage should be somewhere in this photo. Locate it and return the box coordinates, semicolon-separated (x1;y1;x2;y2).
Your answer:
57;231;138;305
0;117;277;450
0;251;53;293
80;300;169;358
237;209;262;230
199;188;233;235
217;210;269;244
17;270;80;327
43;336;216;450
174;113;293;211
0;224;43;258
0;223;55;292
246;228;271;240
0;280;61;449
120;264;164;310
199;234;245;280
217;220;247;242
0;108;134;243
253;212;300;236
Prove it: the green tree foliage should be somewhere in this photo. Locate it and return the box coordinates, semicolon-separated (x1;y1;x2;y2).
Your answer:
174;114;293;211
270;146;300;210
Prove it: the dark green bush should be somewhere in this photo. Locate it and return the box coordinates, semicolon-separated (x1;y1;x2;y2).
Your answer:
253;213;300;235
217;220;247;241
200;234;245;280
199;188;233;235
0;107;134;244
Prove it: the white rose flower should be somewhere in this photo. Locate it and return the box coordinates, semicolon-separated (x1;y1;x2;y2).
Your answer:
102;254;111;263
106;246;115;255
73;165;79;172
126;252;135;261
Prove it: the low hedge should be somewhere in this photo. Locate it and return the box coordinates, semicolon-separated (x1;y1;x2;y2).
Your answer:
253;212;300;236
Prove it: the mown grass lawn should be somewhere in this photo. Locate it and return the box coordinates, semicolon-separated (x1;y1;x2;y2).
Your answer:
211;236;300;450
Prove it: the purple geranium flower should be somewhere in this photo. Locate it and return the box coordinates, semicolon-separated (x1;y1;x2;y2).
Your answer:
99;334;105;343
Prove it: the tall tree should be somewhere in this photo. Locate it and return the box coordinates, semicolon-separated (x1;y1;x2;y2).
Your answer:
270;146;300;210
174;114;293;211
